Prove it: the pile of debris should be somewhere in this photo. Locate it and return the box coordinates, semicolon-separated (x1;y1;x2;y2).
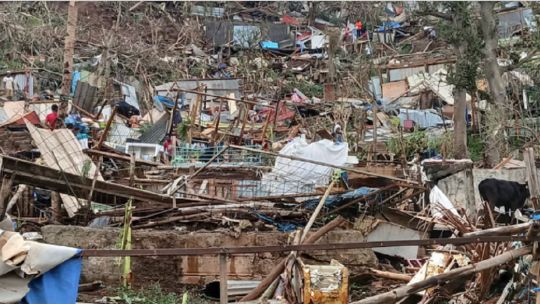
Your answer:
0;1;540;303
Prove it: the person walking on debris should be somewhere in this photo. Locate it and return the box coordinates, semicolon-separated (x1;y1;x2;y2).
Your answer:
163;136;173;162
355;20;366;39
2;72;14;99
45;104;59;130
333;122;343;144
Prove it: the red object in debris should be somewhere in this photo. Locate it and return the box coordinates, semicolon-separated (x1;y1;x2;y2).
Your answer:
0;111;41;127
282;15;300;26
403;119;415;131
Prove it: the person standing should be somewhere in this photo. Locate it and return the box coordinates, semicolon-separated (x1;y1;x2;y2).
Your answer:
2;72;14;99
45;104;59;130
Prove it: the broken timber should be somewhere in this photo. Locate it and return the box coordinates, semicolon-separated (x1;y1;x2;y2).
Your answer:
80;235;537;257
0;154;193;206
85;149;162;167
351;246;531;304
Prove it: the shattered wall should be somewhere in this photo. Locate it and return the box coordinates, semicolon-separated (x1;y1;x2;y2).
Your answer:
41;225;377;288
437;168;531;211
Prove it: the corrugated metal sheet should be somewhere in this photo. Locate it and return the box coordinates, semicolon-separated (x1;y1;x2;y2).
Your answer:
73;81;99;112
204;21;290;47
107;118;141;146
0;108;8;123
191;5;225;17
155;79;241;106
138;112;170;144
26;122;103;217
389;66;425;82
497;8;536;38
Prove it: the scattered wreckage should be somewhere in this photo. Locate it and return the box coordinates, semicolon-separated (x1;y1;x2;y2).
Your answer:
0;1;539;304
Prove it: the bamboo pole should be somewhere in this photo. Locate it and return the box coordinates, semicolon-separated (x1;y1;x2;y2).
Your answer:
300;180;334;241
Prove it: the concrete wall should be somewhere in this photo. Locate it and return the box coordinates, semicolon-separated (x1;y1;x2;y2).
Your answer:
437;168;531;212
41;225;377;289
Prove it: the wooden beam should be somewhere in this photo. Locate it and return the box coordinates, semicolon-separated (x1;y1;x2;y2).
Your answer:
219;254;228;304
157;88;274;108
0;155;192;206
85;149;162;166
95;106;117;150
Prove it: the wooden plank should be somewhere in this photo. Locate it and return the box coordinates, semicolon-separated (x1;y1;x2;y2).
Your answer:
0;154;195;206
95;106;117;150
382;80;409;100
525;147;539;209
219;254;228;304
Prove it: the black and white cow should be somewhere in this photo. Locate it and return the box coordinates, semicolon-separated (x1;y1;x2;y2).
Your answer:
478;178;530;223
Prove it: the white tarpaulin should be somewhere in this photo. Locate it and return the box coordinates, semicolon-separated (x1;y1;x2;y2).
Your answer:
261;136;348;196
430;185;460;219
0;230;80;304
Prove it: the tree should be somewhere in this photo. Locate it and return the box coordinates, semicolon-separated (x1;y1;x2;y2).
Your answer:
419;3;482;159
478;2;506;167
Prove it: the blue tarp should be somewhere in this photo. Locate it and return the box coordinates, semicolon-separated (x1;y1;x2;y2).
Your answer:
260;41;279;49
71;71;81;96
22;249;83;304
375;21;401;32
153;95;176;109
254;213;298;232
301;187;378;210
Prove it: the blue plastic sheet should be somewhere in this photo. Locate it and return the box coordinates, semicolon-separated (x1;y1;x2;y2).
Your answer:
261;41;279;49
375;21;402;32
254;213;298;232
301;187;378;210
153;95;176;109
22;249;83;304
71;71;81;96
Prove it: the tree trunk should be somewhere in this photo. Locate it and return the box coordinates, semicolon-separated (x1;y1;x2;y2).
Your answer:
453;88;468;159
479;1;506;167
60;0;78;117
308;2;318;26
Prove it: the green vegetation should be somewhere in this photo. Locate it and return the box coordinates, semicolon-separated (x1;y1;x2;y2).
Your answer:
284;79;324;98
386;130;453;161
109;284;209;304
467;133;485;162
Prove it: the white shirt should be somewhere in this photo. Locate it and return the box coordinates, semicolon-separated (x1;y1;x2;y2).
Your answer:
2;76;13;90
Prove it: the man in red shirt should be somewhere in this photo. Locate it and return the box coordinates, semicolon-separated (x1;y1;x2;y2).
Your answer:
45;104;59;130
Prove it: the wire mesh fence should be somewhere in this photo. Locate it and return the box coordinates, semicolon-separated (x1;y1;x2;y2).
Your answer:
172;143;265;167
181;144;348;200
